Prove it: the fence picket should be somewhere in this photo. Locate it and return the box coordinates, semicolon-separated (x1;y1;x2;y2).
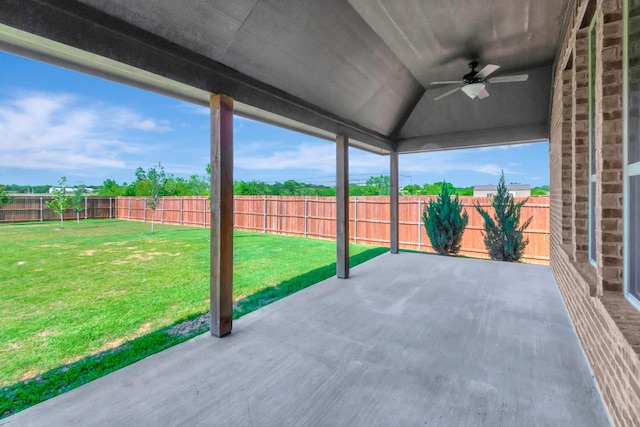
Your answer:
0;195;550;264
1;196;119;223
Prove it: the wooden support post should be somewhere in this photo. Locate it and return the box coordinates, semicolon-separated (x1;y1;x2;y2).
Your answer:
417;198;422;251
353;197;358;244
210;94;234;338
336;134;349;278
390;150;399;254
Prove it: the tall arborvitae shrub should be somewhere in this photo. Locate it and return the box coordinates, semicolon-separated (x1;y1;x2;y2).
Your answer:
422;181;469;256
474;171;533;262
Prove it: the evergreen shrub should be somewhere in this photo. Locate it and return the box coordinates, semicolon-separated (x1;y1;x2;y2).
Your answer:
422;181;468;256
475;171;532;262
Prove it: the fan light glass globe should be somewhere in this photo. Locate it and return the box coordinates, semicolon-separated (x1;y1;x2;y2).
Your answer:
462;83;486;99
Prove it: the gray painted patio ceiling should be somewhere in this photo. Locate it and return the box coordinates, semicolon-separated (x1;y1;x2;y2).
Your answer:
0;0;570;155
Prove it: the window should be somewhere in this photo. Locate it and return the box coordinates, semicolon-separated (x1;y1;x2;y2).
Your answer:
588;15;598;266
625;0;640;308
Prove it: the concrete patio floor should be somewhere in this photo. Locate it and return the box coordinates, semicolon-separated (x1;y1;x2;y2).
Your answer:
4;252;611;426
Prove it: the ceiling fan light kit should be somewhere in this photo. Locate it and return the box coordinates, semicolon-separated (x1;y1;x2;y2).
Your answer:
461;82;486;99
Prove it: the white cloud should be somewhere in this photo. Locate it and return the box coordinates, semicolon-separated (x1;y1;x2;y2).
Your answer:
0;91;168;171
235;141;394;175
128;118;171;131
477;145;511;151
108;107;171;131
236;142;336;172
235;140;523;178
179;103;210;116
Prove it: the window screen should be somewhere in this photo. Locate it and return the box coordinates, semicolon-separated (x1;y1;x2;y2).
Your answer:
630;0;640;163
629;176;640;300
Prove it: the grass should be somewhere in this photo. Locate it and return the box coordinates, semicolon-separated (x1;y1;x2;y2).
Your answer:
0;219;386;417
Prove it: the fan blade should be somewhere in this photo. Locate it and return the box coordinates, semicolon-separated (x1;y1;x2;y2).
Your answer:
477;88;490;99
434;86;462;101
430;81;463;85
489;74;529;83
476;64;500;79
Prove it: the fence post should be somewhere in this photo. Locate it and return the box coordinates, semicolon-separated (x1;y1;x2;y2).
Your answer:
353;197;358;243
203;197;207;227
263;195;267;233
417;198;422;251
84;196;88;220
161;197;165;224
39;197;43;222
109;197;112;219
143;197;147;222
304;197;308;237
275;196;279;233
180;197;183;225
128;197;131;220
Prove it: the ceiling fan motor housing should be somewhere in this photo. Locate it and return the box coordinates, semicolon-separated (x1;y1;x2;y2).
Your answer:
463;61;481;83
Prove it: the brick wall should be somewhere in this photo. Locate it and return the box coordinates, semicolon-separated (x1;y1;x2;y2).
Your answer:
574;28;591;263
551;246;640;425
599;0;624;292
549;0;640;425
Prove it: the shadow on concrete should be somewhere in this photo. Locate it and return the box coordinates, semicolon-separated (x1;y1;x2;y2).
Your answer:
0;246;388;419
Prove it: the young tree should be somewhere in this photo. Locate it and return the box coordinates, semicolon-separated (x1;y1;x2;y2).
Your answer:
475;171;533;262
0;180;13;223
146;163;166;232
0;183;14;209
188;174;210;196
0;173;14;208
71;183;86;224
46;176;72;228
422;181;469;256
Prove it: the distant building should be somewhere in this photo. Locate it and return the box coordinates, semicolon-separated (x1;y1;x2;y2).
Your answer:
473;184;530;198
49;187;75;194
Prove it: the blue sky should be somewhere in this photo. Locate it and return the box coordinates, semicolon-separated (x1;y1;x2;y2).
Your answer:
0;51;549;188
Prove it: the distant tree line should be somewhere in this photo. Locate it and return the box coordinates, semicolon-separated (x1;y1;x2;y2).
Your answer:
95;172;395;197
403;182;549;196
97;165;210;197
1;167;550;198
3;184;99;194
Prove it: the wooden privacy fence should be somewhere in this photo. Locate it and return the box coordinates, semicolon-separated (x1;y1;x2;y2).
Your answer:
115;195;550;264
115;196;211;227
0;196;116;223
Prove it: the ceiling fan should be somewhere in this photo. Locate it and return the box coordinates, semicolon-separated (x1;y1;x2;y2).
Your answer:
431;61;528;101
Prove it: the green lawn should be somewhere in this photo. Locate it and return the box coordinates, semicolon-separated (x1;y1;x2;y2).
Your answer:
0;219;385;415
